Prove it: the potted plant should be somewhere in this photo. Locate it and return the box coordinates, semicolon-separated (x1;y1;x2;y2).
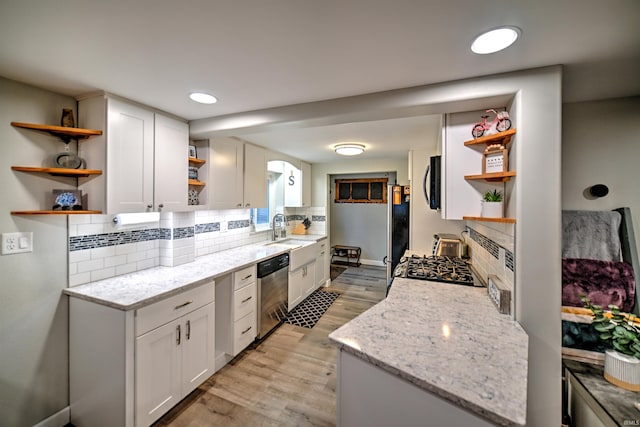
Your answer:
582;296;640;391
481;189;503;218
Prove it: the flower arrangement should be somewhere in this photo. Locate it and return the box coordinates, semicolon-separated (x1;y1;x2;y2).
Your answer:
581;296;640;359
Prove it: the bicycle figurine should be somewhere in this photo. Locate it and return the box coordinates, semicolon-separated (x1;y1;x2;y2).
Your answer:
471;109;512;138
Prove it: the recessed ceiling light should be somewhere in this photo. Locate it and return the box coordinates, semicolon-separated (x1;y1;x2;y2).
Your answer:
335;143;365;156
189;92;218;104
471;26;520;54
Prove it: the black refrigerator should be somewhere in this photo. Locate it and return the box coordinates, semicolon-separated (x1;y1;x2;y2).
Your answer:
386;185;410;282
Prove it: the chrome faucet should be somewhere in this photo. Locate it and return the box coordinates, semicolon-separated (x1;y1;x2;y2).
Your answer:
271;213;288;241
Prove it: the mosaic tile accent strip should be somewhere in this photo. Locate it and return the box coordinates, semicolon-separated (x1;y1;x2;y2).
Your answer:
195;222;220;234
311;215;326;222
505;250;514;272
469;229;499;259
159;228;172;240
173;226;194;240
228;219;250;230
69;229;160;252
287;214;305;221
469;228;515;272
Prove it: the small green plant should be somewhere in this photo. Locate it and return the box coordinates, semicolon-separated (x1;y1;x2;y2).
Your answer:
482;189;503;202
581;295;640;359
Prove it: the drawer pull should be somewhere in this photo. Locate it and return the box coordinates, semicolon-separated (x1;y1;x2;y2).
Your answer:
241;296;253;303
241;326;252;335
186;320;191;340
176;324;181;345
174;300;193;310
242;274;253;280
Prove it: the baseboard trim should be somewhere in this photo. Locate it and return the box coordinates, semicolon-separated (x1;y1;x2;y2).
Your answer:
360;259;385;267
33;407;70;427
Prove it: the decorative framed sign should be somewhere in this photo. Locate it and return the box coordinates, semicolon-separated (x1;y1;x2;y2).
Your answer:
483;148;508;174
188;145;197;158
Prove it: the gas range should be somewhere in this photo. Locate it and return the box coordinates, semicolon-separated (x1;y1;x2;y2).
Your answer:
393;254;477;286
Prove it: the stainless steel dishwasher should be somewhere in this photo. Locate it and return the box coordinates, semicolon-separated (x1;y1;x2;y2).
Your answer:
256;252;289;339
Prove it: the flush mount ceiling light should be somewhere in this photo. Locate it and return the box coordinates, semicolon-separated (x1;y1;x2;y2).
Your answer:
189;92;218;104
471;26;520;54
335;143;365;156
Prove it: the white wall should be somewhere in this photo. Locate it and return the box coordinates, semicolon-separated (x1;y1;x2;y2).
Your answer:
0;77;73;427
562;96;640;256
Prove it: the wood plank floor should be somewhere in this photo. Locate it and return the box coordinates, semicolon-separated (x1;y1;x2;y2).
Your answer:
153;265;387;427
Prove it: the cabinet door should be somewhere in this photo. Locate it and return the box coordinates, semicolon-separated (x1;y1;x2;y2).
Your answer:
315;242;328;288
284;162;302;207
288;268;304;311
243;143;267;208
301;161;312;207
181;303;215;396
301;263;315;298
210;137;244;209
154;114;188;212
135;319;181;427
107;98;155;213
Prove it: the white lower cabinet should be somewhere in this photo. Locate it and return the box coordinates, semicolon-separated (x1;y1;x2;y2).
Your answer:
69;281;215;427
135;302;214;426
315;238;329;289
214;265;257;370
289;261;314;311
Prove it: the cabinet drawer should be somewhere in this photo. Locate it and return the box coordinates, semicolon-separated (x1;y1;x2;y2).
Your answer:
234;265;256;290
234;282;256;321
233;312;256;355
136;281;214;336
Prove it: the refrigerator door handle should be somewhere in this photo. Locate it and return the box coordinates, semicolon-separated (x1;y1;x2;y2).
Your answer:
423;164;430;205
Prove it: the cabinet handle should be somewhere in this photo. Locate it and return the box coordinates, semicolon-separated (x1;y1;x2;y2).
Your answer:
245;203;251;207
241;326;252;335
147;204;153;209
242;274;253;280
241;296;253;303
236;203;242;207
158;203;164;209
176;324;181;345
174;300;193;310
186;320;191;340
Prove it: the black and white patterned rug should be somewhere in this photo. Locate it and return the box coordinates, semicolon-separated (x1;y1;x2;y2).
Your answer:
284;289;340;328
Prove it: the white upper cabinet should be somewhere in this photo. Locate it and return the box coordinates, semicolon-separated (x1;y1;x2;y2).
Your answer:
78;95;188;214
283;160;311;207
154;113;188;212
209;138;267;209
106;98;155;213
209;137;245;209
243;142;267;209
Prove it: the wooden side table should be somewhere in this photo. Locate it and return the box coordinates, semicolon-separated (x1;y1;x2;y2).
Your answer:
331;245;361;267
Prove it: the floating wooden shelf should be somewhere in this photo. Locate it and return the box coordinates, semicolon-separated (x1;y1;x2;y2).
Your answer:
464;170;516;182
11;122;103;140
188;157;206;166
188;179;206;187
11;210;102;215
12;166;103;177
464;128;516;147
463;216;516;224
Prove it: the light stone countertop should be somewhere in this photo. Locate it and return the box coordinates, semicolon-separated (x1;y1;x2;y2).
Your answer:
63;234;326;310
329;277;528;427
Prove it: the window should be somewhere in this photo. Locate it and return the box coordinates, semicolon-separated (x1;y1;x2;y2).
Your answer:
335;178;388;203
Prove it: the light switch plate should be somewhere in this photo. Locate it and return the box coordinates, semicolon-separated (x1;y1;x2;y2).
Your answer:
2;232;33;255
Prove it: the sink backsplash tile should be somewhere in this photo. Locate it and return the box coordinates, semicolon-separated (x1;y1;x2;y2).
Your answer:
466;220;515;295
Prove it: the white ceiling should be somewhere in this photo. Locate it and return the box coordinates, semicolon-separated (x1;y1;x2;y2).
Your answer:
1;0;639;163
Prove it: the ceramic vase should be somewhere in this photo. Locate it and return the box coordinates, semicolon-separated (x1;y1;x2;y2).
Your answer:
481;201;503;218
604;349;640;391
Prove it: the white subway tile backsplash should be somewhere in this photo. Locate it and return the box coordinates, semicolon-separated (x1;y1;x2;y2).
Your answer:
69;272;91;287
77;258;104;274
91;267;116;282
69;250;91;263
104;255;127;268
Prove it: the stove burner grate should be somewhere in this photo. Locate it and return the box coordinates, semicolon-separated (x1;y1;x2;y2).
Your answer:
402;255;474;286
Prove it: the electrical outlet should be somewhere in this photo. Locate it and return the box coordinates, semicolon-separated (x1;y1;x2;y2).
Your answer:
2;232;33;255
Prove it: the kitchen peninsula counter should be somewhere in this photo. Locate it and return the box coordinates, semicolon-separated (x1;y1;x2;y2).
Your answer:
329;277;528;427
63;234;325;310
